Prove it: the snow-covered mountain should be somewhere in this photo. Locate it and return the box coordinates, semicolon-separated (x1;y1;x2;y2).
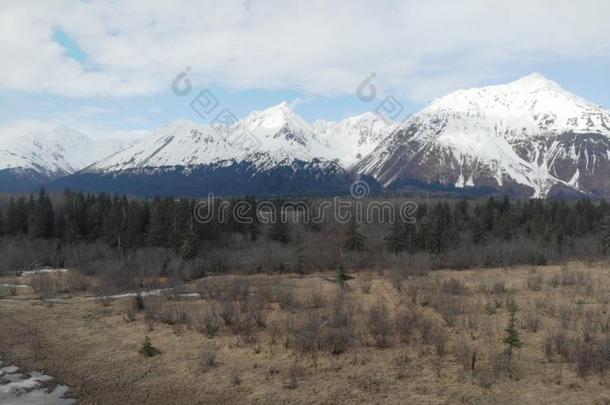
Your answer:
0;127;128;192
58;103;378;197
314;112;393;166
87;120;238;172
8;75;610;198
356;73;610;198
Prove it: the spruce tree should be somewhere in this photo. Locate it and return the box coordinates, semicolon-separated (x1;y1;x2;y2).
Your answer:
269;219;291;244
344;217;366;252
180;232;199;261
28;188;54;238
138;336;161;357
385;220;406;253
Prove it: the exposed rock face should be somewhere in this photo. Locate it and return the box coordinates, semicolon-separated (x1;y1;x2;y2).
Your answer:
356;73;610;198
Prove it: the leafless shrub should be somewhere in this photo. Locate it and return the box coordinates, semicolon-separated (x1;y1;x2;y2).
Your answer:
285;315;323;355
548;273;561;288
192;308;221;338
420;318;447;356
544;327;572;360
475;365;496;388
441;278;466;296
580;313;598;343
226;277;251;302
572;338;596;377
232;313;258;345
200;348;219;371
389;268;406;292
255;282;274;304
395;308;419;344
324;294;355;355
491;281;507;294
284;364;303;389
526;274;543;291
358;274;373;294
64;271;90;294
367;302;393;348
146;301;188;325
597;289;610;305
305;290;326;309
405;282;420;305
195;278;224;300
433;295;465;327
521;312;541;333
557;305;574;330
431;327;448;356
476;281;490;294
456;342;477;374
30;273;57;300
489;351;512;378
534;297;555;317
248;297;267;329
219;300;237;326
268;321;280;345
548;268;592;290
277;288;299;312
483;299;497;315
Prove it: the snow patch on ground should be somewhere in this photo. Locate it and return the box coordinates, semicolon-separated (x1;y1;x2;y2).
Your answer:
0;283;29;289
20;269;68;276
0;360;74;405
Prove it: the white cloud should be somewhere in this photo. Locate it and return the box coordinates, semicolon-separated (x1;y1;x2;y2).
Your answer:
1;0;610;102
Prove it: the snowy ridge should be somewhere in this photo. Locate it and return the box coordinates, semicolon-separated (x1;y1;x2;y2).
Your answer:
5;74;610;198
232;102;332;169
357;73;610;197
0;127;127;175
89;102;390;174
314;112;393;166
88;120;240;172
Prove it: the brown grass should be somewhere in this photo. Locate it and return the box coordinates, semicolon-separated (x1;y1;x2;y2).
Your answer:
1;263;610;404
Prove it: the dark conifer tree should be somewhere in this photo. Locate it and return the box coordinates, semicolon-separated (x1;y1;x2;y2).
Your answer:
385;219;406;253
344;216;366;252
269;219;291;244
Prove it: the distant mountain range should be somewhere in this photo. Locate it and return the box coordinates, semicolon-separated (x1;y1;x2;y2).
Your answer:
2;73;610;198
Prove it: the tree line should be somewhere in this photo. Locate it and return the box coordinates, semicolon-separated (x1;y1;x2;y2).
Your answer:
1;189;609;273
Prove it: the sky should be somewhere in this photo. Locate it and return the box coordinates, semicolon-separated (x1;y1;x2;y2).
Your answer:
1;0;610;140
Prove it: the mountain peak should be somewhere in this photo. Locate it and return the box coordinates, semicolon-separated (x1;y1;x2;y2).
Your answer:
165;119;200;131
244;102;307;131
508;72;561;90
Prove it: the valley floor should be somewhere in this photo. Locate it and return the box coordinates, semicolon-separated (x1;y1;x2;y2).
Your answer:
1;263;609;404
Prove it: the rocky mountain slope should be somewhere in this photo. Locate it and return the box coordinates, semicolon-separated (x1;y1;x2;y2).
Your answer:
356;73;610;198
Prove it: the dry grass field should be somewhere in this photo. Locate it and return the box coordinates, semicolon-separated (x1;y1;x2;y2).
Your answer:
1;263;610;404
